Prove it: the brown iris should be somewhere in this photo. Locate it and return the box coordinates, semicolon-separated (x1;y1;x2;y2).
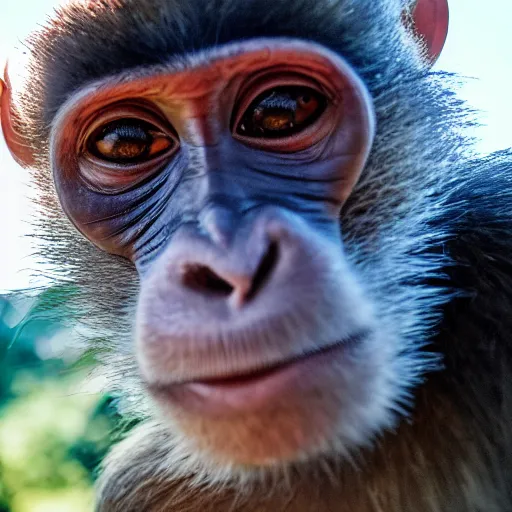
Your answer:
89;119;173;163
236;86;327;139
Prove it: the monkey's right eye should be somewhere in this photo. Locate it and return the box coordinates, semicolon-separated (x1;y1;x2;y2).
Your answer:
87;119;175;164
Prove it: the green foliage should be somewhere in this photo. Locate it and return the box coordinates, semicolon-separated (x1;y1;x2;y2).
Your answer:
0;290;121;512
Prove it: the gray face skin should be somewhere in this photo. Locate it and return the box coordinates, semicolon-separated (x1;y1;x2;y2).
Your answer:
45;39;403;467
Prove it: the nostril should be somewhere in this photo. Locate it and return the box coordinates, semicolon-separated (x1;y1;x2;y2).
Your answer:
180;241;279;302
182;264;234;296
246;241;279;302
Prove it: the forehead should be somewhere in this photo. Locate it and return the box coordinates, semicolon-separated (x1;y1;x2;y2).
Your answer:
53;39;354;120
28;0;401;127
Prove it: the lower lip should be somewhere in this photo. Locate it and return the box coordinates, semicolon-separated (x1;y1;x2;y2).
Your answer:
149;339;360;416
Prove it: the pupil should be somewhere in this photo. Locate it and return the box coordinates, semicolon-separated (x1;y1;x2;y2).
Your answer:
261;112;294;131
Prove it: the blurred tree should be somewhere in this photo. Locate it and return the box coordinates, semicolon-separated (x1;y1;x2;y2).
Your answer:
0;289;126;512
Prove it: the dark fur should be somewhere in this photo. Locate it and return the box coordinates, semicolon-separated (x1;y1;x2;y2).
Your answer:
7;0;512;510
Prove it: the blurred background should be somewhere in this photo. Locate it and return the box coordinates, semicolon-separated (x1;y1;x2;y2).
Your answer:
0;0;511;510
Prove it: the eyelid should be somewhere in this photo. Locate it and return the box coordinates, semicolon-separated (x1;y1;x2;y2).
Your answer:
78;144;177;195
231;74;331;134
231;75;336;153
76;102;180;194
79;102;177;155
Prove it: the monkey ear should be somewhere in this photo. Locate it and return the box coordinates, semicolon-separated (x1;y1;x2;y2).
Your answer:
411;0;449;63
1;64;36;167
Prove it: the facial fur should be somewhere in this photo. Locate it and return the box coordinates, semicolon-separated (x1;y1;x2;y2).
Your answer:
10;0;460;473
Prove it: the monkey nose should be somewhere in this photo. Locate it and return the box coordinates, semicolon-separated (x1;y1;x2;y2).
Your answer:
180;239;279;309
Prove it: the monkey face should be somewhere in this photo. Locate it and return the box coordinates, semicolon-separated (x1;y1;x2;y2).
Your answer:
42;39;408;468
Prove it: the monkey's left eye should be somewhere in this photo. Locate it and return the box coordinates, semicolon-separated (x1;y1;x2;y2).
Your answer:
87;119;175;164
235;86;327;139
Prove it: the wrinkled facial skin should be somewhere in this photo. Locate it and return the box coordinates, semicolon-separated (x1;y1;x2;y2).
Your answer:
50;39;392;467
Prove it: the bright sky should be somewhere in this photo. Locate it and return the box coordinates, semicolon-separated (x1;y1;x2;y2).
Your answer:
0;0;511;292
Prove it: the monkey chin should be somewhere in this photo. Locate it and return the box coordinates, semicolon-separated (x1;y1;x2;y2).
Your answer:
147;336;398;475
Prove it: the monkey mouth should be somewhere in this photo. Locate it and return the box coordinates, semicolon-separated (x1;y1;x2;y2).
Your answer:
147;330;367;415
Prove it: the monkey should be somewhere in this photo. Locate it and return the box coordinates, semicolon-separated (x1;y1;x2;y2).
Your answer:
1;0;512;510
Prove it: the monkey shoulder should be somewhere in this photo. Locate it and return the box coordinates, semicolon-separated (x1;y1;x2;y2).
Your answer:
433;149;512;374
440;150;512;297
424;150;512;510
